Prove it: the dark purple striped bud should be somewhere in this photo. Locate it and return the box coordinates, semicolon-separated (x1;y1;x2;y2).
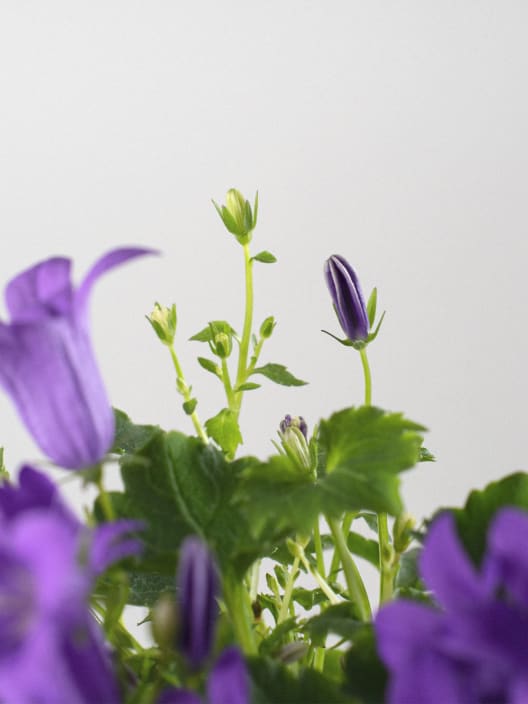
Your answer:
177;536;219;669
279;414;308;439
324;255;369;343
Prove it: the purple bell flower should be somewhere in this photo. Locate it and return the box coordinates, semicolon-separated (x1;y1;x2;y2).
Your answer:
0;466;143;704
158;647;250;704
0;247;154;469
177;535;220;669
376;508;528;704
324;254;369;343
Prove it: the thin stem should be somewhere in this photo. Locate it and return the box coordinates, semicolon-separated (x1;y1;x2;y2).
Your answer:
278;555;300;623
359;347;372;406
96;473;115;521
313;519;326;579
327;517;371;621
378;512;394;604
313;647;326;672
221;358;236;410
295;545;340;605
223;573;257;654
234;243;254;415
168;345;208;444
330;513;354;578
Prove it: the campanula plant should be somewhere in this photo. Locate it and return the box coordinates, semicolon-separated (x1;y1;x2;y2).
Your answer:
0;191;526;703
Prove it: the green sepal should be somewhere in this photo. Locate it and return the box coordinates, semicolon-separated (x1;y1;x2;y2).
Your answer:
419;446;436;462
197;356;222;377
190;320;238;343
366;287;377;327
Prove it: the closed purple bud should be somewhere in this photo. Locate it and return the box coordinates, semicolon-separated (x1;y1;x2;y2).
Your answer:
177;536;219;669
0;248;155;469
279;415;308;439
324;255;369;342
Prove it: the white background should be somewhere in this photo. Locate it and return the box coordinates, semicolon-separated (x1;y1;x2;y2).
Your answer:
0;1;527;619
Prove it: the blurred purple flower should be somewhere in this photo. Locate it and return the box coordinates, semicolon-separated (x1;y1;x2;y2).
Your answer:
376;508;528;704
158;647;249;704
178;535;220;669
324;254;369;343
0;466;142;703
0;248;154;469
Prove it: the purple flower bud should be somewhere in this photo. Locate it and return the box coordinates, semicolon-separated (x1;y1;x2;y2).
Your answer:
177;536;219;669
279;414;308;439
0;248;155;469
324;255;369;343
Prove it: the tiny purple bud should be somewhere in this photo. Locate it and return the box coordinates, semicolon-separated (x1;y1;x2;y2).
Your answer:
324;255;369;342
279;415;308;440
177;536;219;669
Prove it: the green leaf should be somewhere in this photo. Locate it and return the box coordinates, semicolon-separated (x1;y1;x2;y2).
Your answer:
342;626;388;704
304;603;363;647
235;382;261;391
124;571;176;607
182;398;197;415
237;407;424;539
112;409;159;455
190;320;237;343
205;408;243;456
197;357;221;376
450;472;528;566
115;430;266;580
251;363;307;386
248;656;350;704
252;250;277;263
346;531;379;568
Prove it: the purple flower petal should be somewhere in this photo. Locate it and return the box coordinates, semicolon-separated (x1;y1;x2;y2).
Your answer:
419;513;486;612
207;647;249;704
0;465;57;520
157;688;202;704
89;519;144;575
76;247;158;312
178;536;219;669
324;255;369;342
6;257;74;323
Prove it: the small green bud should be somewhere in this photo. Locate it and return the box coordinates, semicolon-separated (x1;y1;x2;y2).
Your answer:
259;316;276;339
147;303;177;346
212;188;258;245
213;332;232;359
151;593;178;651
393;512;416;553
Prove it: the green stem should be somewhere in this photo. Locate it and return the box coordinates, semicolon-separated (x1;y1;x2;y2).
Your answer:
169;345;208;444
330;513;354;578
327;517;371;620
295;544;340;605
313;647;326;672
221;358;236;410
278;556;300;623
96;473;115;521
359;347;372;406
234;243;254;415
313;519;326;579
378;512;394;603
223;573;257;654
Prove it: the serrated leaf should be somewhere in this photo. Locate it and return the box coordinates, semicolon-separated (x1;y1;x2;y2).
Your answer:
237;407;425;539
251;363;307;387
235;382;261;391
205;408;243;456
182;398;197;415
449;472;528;566
258;618;297;656
112;409;160;455
252;250;277;263
197;356;221;376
